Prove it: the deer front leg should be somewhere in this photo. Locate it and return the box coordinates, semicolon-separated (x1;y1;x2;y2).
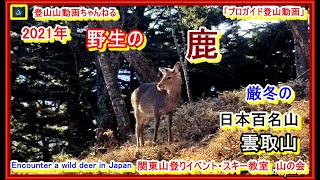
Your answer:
167;113;173;143
153;114;160;144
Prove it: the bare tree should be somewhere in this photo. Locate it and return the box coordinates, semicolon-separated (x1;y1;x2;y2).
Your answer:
97;51;131;141
99;7;160;83
95;57;116;131
287;20;309;81
169;6;193;102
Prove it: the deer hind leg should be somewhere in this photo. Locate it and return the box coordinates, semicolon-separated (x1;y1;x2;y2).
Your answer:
139;125;145;147
134;110;143;148
135;109;149;148
135;124;140;148
139;116;151;147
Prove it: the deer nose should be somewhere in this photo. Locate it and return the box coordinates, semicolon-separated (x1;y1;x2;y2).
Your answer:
157;84;162;91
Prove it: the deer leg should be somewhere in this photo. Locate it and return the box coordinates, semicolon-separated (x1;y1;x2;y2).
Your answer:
134;110;142;148
139;125;145;147
153;115;160;144
134;124;141;158
167;113;173;143
135;124;140;148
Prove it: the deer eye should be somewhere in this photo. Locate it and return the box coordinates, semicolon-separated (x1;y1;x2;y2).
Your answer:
167;77;172;80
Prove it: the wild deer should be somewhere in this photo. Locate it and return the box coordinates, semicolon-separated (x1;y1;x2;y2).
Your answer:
131;62;182;150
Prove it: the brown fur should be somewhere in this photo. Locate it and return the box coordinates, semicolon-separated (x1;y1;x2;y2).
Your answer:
131;62;182;149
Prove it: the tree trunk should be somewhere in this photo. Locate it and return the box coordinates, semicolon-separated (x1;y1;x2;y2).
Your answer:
98;9;160;84
95;56;118;150
121;51;160;83
95;56;116;131
287;20;309;81
41;135;50;161
97;51;131;141
169;6;193;102
64;22;86;155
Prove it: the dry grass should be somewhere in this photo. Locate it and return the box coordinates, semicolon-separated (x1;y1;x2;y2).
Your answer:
55;80;310;171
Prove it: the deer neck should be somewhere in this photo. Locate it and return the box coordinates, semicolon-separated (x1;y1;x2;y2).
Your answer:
165;85;181;103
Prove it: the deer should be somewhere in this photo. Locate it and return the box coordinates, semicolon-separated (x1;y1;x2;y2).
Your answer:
131;62;182;151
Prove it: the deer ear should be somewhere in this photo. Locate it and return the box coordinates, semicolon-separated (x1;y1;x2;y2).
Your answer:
159;67;166;74
173;61;182;72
